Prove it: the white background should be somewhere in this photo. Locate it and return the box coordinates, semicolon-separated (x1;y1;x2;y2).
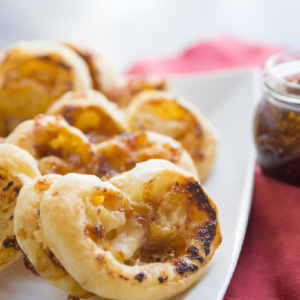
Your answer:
0;0;298;72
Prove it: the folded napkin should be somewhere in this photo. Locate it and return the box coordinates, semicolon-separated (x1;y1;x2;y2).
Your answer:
226;165;300;300
127;36;282;74
127;36;300;299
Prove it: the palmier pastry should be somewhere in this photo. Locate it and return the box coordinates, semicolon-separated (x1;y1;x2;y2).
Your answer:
0;40;92;136
0;143;40;270
6;115;197;180
39;160;221;300
6;115;95;176
64;43;117;93
46;90;129;143
92;131;198;179
106;76;169;107
126;90;218;182
14;174;102;299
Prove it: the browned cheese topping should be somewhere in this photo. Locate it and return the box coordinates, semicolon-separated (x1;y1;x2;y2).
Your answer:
106;77;169;107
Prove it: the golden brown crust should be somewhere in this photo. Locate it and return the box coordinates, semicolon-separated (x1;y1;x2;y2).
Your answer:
6;115;95;176
6;115;199;181
126;90;218;182
64;43;117;93
39;160;221;300
0;40;92;135
0;144;40;270
46;90;129;143
106;76;169;107
14;175;98;298
0;39;222;300
92;131;198;179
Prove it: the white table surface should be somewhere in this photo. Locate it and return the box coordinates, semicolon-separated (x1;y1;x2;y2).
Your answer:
0;0;298;72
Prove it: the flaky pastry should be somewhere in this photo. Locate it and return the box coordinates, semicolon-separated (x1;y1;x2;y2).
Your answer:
0;40;92;136
92;131;198;179
6;115;198;181
6;115;95;176
39;160;221;300
126;90;218;182
46;90;129;143
106;76;169;107
0;144;40;270
14;174;102;299
64;43;117;93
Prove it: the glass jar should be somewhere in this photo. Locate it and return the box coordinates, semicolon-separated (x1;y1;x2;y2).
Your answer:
254;48;300;186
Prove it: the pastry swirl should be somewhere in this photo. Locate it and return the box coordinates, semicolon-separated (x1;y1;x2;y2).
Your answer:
0;143;40;270
6;115;198;181
14;174;100;299
0;40;92;135
6;115;95;176
92;131;198;179
37;160;221;300
106;76;169;107
126;90;218;181
46;90;129;143
64;43;117;94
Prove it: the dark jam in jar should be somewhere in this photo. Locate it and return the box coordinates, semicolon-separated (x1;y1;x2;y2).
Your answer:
254;97;300;185
254;49;300;186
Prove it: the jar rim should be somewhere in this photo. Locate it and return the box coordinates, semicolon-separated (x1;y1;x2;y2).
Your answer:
266;47;300;91
265;84;300;105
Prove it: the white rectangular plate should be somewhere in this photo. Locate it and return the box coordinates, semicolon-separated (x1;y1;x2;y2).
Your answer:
0;67;261;300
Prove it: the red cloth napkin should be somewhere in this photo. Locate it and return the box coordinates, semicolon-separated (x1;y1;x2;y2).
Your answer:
127;36;282;74
226;165;300;300
127;36;300;299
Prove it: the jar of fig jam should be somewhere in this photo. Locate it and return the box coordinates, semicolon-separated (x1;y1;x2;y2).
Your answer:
254;48;300;186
